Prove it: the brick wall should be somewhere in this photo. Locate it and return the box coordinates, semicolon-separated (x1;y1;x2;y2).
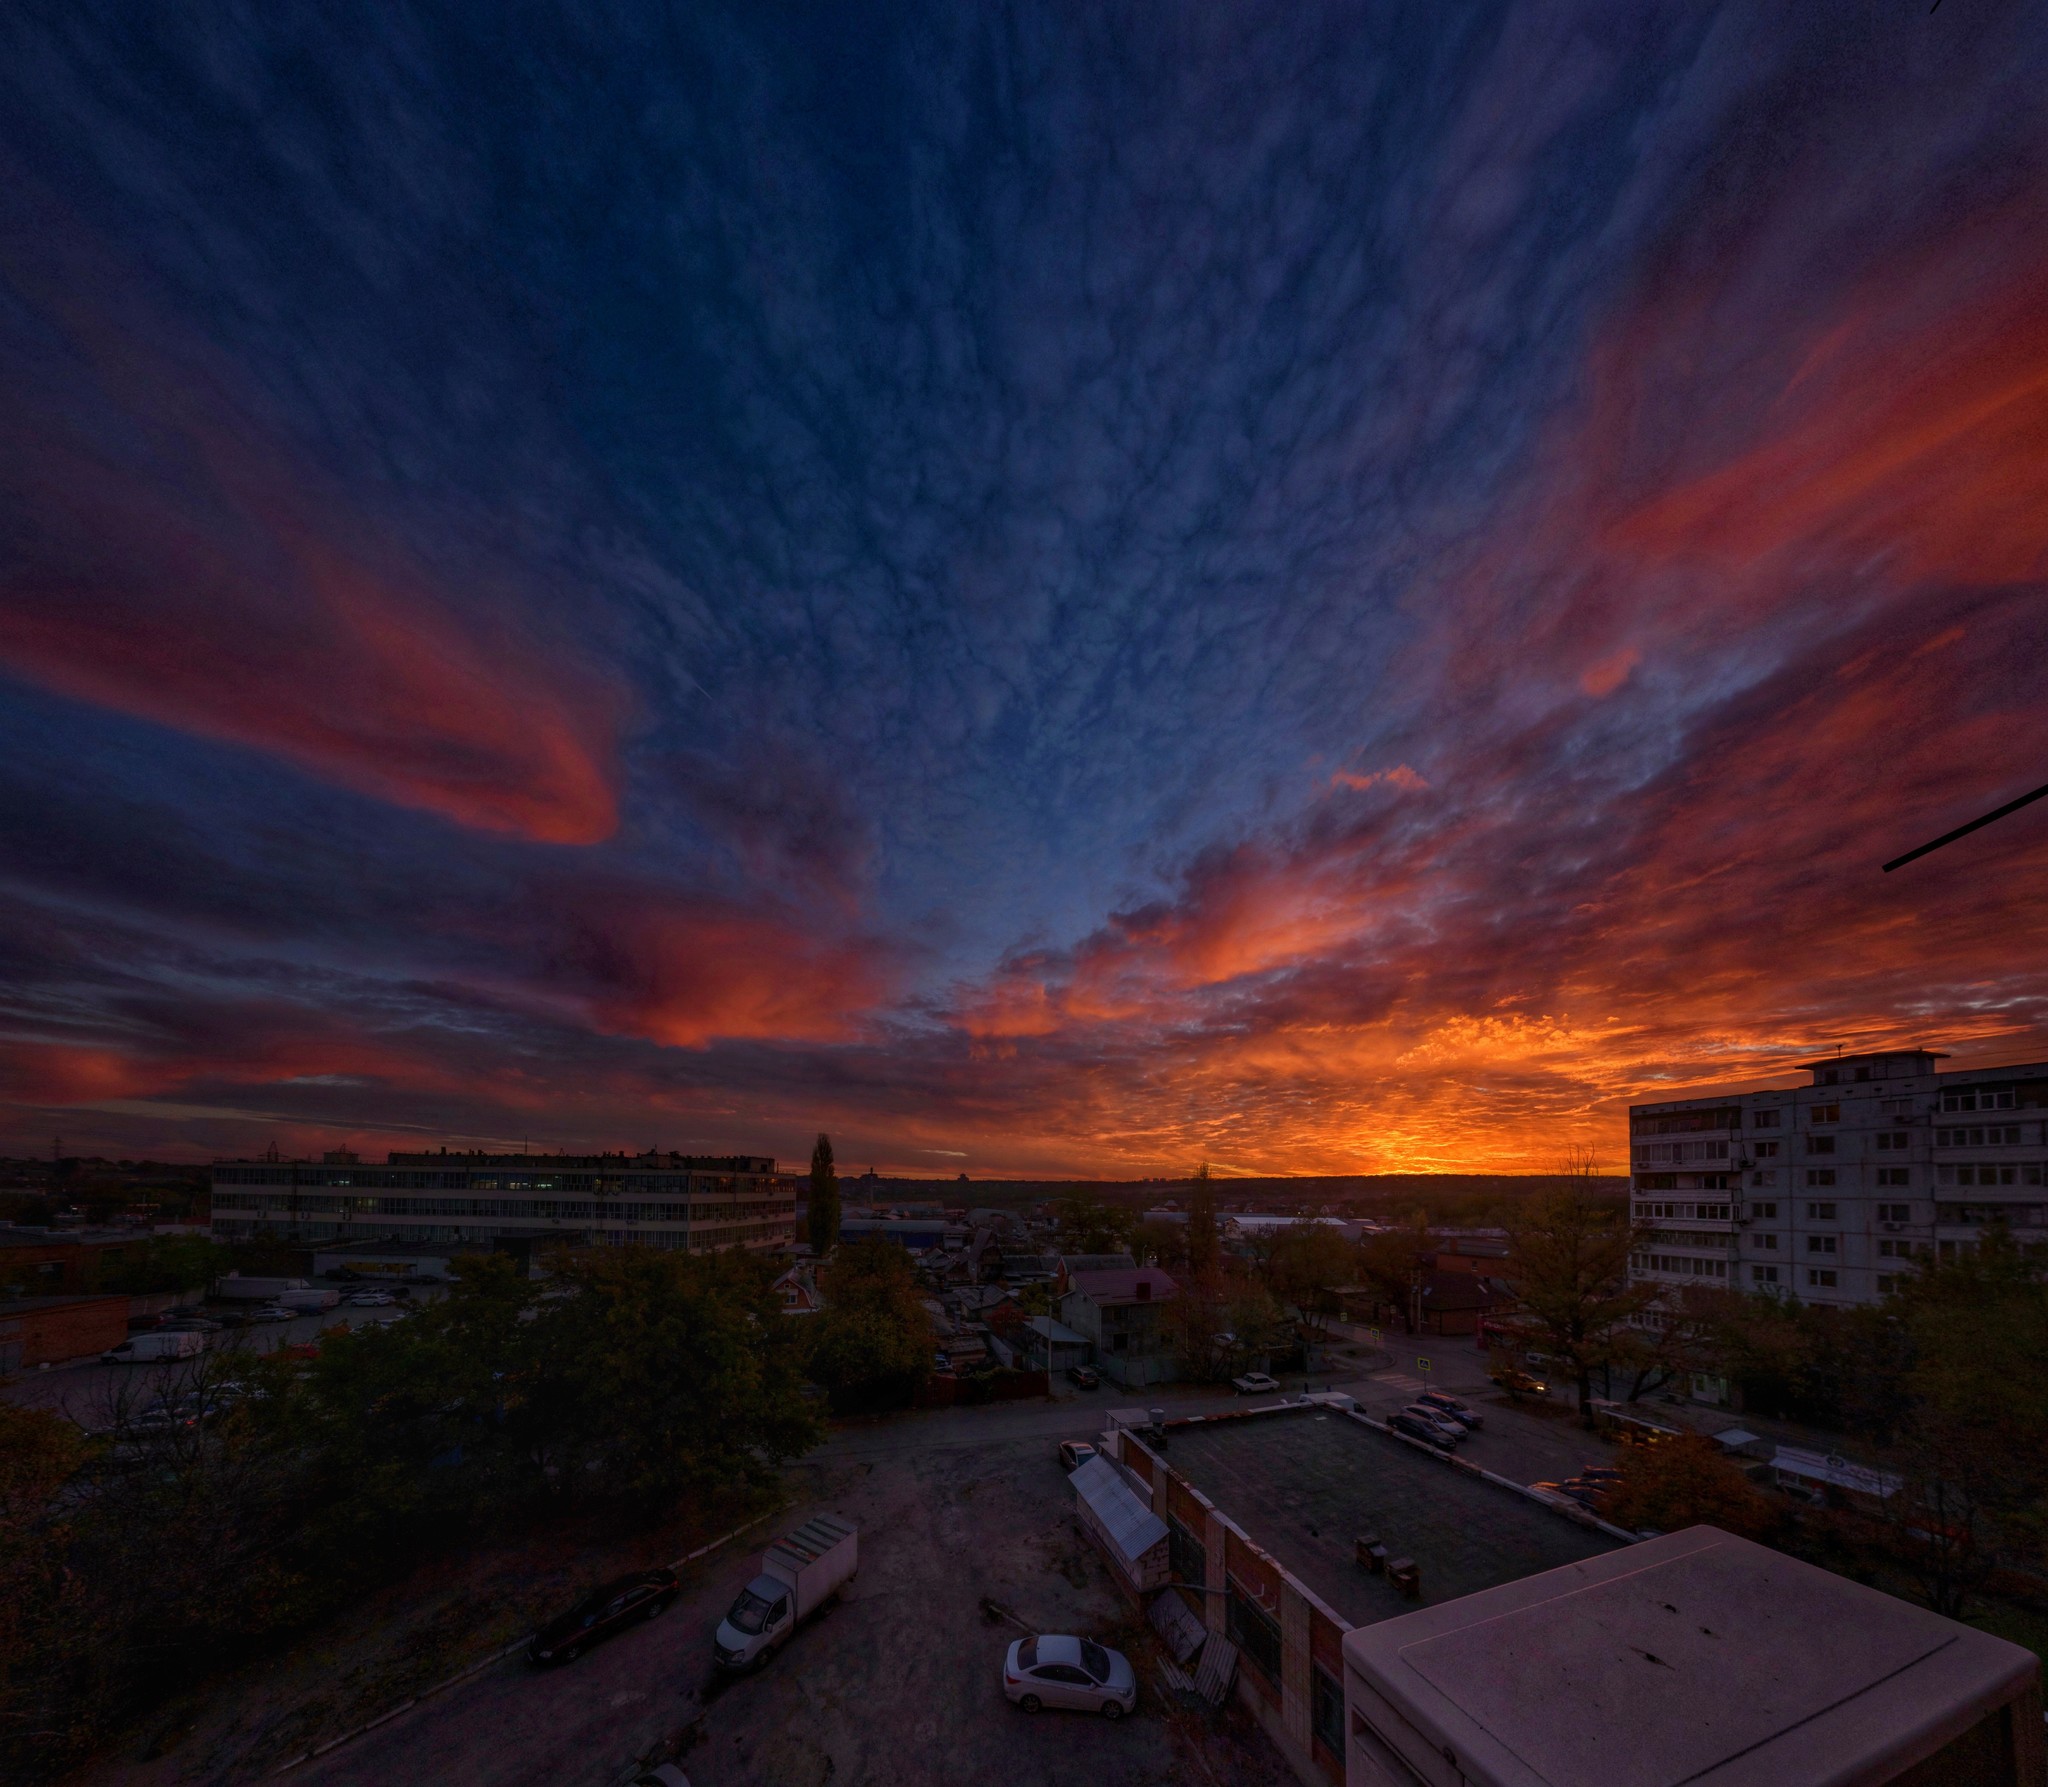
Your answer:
0;1295;129;1365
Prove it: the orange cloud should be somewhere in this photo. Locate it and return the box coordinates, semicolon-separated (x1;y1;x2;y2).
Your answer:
0;195;621;844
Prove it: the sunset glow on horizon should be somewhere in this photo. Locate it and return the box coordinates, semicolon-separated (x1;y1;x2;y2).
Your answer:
2;6;2045;1178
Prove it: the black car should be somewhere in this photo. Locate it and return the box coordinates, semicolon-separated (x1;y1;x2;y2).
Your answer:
527;1568;681;1664
1388;1411;1457;1452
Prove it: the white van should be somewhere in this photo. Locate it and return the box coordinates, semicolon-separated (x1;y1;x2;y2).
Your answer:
103;1329;207;1364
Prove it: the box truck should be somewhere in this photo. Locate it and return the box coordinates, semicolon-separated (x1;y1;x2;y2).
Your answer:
103;1329;207;1364
712;1515;857;1671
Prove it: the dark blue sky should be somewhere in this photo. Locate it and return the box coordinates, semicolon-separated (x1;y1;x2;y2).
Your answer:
3;3;2045;1174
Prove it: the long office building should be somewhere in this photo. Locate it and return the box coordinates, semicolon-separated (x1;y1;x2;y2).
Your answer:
210;1148;796;1259
1628;1047;2047;1310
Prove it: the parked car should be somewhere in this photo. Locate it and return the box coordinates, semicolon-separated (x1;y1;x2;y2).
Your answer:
347;1291;395;1307
1400;1403;1465;1443
1066;1364;1100;1390
1058;1440;1098;1472
154;1315;221;1334
527;1568;681;1664
1232;1372;1280;1396
714;1516;858;1671
1388;1410;1458;1451
248;1305;297;1323
1577;1464;1625;1486
1490;1366;1548;1396
1533;1479;1608;1512
1417;1390;1482;1429
1003;1634;1136;1719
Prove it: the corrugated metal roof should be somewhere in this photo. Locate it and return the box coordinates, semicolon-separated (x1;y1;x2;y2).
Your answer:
1070;1453;1168;1567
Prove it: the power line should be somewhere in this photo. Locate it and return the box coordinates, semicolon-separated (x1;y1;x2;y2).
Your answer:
1882;780;2048;873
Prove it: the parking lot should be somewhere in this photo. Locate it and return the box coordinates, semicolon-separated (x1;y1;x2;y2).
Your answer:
3;1294;434;1427
76;1394;1296;1787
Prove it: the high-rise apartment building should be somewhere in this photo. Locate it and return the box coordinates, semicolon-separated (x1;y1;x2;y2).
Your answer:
210;1149;796;1259
1628;1049;2047;1309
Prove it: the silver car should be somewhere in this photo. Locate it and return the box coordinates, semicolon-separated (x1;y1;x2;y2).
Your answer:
1003;1634;1136;1719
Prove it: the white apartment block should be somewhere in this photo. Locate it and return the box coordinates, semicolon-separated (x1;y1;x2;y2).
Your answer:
211;1148;796;1260
1628;1048;2048;1310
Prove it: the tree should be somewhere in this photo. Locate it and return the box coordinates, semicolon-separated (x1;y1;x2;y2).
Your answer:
1130;1218;1187;1272
1500;1184;1653;1421
1603;1435;1775;1539
1880;1230;2048;1618
1055;1190;1134;1255
1264;1223;1354;1353
807;1133;840;1256
1355;1220;1430;1334
1185;1163;1219;1283
808;1237;933;1413
1611;1286;1726;1402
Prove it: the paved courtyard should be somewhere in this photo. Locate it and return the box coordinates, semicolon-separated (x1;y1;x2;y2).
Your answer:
1159;1408;1619;1627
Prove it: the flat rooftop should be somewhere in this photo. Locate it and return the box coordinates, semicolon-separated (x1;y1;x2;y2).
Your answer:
1160;1408;1617;1626
1342;1525;2040;1787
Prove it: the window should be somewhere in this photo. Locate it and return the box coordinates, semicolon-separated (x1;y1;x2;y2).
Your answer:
1819;1069;1840;1086
1751;1110;1781;1129
1936;1125;2021;1148
1226;1583;1283;1683
1876;1273;1901;1294
1878;1239;1914;1258
1942;1087;2016;1113
1877;1168;1911;1188
1753;1140;1780;1158
1752;1264;1780;1285
1749;1170;1777;1188
1877;1202;1912;1222
1810;1104;1840;1124
1752;1232;1778;1250
1876;1131;1910;1150
1807;1268;1837;1288
1750;1200;1778;1218
1806;1199;1837;1219
1312;1666;1344;1758
1806;1171;1837;1189
1806;1235;1837;1254
1167;1517;1206;1590
1807;1135;1836;1155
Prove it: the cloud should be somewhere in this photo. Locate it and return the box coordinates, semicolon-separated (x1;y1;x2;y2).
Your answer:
0;191;623;844
1;3;2046;1178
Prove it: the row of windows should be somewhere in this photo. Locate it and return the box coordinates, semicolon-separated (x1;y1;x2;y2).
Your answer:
1634;1140;1731;1165
1938;1164;2045;1187
213;1168;782;1194
1752;1168;1913;1188
1936;1125;2023;1147
1634;1255;1729;1278
213;1192;795;1222
1633;1202;1731;1221
1942;1088;2018;1112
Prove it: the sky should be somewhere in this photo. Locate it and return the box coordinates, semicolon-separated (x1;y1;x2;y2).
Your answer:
2;2;2046;1179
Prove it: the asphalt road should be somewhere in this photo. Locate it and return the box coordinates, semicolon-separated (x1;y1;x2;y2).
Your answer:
3;1296;436;1426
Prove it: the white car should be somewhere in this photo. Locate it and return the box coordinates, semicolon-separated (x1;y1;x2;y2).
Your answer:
1003;1634;1136;1719
248;1305;297;1323
1232;1372;1280;1396
347;1291;395;1306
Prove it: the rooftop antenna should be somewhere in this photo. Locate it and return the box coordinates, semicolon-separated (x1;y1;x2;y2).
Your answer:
1884;779;2048;872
